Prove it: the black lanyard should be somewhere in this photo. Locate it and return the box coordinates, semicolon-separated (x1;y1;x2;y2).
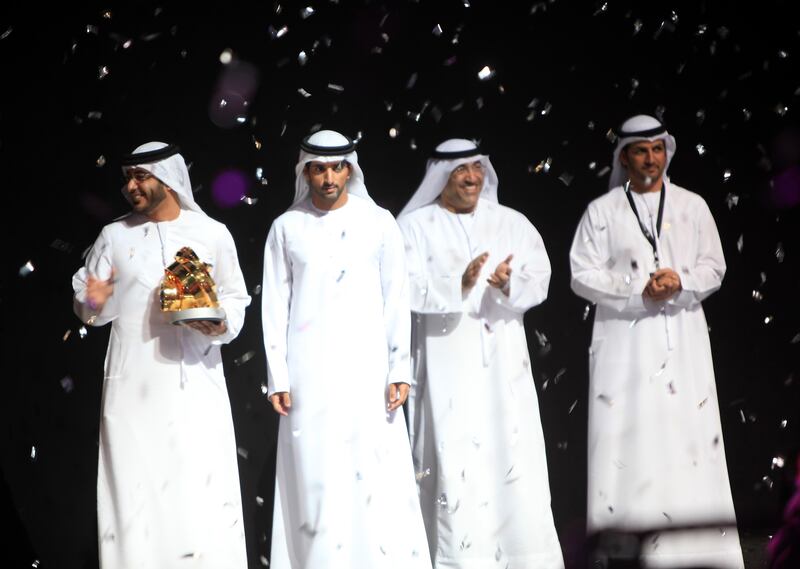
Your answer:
623;180;665;267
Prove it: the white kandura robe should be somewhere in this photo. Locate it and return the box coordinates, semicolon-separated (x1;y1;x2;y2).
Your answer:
570;183;744;569
261;195;432;569
72;210;250;569
397;198;564;569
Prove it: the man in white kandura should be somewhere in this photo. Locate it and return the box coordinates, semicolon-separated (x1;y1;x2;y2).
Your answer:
397;138;565;569
570;115;745;568
72;142;250;568
261;129;432;569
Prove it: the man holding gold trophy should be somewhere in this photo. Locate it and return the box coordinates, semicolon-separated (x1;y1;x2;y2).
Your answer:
72;142;251;568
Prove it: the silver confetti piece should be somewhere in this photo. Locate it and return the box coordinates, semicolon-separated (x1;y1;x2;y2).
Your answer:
19;260;35;277
235;351;256;366
300;6;315;18
695;144;706;156
79;326;88;339
477;66;495;81
752;290;763;301
736;234;744;252
775;243;785;263
60;376;75;393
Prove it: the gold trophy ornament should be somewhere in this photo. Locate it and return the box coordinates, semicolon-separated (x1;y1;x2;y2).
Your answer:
160;247;226;325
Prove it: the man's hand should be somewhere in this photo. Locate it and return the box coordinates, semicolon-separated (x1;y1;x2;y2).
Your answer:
462;252;489;293
184;320;228;336
643;268;682;301
487;254;513;294
86;268;116;311
269;392;292;416
387;382;409;411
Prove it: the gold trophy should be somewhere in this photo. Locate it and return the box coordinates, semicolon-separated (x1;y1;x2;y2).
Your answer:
160;247;226;325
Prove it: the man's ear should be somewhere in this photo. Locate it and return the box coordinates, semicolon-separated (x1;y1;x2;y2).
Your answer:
619;149;629;168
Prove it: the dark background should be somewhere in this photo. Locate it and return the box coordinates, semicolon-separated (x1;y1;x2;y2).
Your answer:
1;1;798;567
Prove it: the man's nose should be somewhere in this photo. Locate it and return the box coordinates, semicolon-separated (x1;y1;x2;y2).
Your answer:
126;178;138;191
323;168;335;182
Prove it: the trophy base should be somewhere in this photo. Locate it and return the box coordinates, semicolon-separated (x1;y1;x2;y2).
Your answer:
166;307;226;325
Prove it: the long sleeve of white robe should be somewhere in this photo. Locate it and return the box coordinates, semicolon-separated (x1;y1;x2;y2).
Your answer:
379;217;412;386
73;226;120;326
262;223;293;396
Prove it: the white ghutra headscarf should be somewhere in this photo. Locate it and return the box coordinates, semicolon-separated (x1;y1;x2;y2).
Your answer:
608;115;677;190
120;141;204;214
398;138;499;217
292;130;371;206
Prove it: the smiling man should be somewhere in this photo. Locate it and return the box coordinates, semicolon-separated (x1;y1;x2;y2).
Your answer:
397;139;564;569
261;129;431;568
72;142;250;568
570;115;745;568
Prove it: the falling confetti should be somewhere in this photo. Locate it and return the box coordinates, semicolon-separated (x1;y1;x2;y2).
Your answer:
775;243;785;263
60;376;75;393
234;351;256;365
19;260;35;276
477;66;495;81
695;144;706;156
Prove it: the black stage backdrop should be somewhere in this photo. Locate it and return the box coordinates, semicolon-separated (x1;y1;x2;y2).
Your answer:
1;1;798;567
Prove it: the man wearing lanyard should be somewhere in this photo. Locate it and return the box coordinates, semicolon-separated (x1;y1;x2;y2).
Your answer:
570;115;745;568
